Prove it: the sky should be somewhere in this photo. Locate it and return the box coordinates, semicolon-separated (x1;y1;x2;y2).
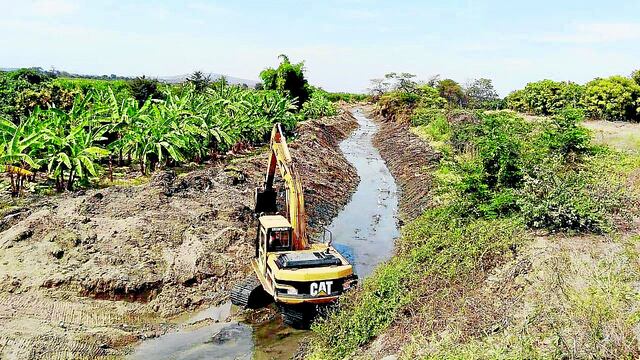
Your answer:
1;0;639;96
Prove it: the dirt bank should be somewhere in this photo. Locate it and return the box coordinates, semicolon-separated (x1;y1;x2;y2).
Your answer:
0;111;359;359
368;106;439;222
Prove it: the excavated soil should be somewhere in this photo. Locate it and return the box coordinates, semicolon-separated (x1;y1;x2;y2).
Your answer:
368;106;440;222
0;111;358;359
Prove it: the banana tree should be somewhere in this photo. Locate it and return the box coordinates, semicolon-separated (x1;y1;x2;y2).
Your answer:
0;116;44;195
42;100;109;191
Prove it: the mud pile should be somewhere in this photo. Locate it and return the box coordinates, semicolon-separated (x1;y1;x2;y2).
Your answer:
370;109;440;222
0;111;358;359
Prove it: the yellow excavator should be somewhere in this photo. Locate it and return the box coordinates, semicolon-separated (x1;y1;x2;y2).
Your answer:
231;123;357;328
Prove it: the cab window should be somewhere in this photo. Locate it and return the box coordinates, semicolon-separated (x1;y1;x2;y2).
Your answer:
268;229;291;251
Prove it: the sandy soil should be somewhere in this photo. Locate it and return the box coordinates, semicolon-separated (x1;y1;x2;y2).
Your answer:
0;111;359;359
583;119;640;152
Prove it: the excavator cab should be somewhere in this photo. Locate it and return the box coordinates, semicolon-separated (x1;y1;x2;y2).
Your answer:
256;216;293;255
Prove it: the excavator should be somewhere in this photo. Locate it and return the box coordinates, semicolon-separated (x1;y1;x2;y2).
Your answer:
231;123;357;328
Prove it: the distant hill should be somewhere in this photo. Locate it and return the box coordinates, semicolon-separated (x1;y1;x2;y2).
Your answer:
1;67;260;87
158;73;259;87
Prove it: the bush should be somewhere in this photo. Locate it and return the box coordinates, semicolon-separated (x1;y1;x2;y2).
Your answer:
507;80;583;115
418;85;447;109
517;156;632;233
537;107;592;162
632;69;640;86
411;108;445;126
377;91;421;122
325;92;368;103
581;76;640;121
301;92;338;119
437;79;465;107
505;89;527;113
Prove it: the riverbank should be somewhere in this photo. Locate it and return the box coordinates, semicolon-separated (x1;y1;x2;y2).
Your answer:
308;106;640;360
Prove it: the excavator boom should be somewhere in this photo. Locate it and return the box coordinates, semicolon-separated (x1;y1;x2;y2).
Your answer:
255;123;308;250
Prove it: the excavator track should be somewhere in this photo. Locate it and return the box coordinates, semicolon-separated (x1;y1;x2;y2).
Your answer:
278;303;318;330
230;275;270;309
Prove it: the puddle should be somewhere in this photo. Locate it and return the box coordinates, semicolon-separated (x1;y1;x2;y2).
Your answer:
131;108;399;359
130;320;253;360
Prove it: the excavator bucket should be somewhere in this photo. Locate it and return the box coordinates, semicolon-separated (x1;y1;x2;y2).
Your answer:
255;187;277;214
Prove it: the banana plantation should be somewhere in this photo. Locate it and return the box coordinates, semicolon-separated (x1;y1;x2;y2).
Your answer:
0;83;299;194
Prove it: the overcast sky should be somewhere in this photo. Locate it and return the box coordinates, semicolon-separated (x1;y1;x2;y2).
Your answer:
1;0;639;95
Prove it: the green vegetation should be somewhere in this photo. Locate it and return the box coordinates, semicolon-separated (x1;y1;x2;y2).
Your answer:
505;79;583;115
325;92;369;103
301;92;338;119
581;76;640;121
506;72;640;122
371;73;500;123
370;69;640;122
0;67;311;193
0;60;342;195
310;208;525;359
260;55;311;109
310;101;639;358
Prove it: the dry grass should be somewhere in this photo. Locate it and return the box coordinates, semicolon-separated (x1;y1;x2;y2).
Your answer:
397;233;640;359
583;120;640;153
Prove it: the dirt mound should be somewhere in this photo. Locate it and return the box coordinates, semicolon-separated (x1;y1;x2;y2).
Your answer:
0;111;359;359
370;109;440;221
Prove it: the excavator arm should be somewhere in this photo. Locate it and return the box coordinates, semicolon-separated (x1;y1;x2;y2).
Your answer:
255;123;308;250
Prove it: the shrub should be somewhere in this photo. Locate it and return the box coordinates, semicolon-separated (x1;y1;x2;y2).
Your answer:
517;156;632;233
325;92;368;103
505;89;528;113
437;79;465;107
377;91;421;122
632;69;640;85
411;108;445;126
536;107;593;162
417;85;447;109
508;80;583;115
301;92;338;119
581;76;640;121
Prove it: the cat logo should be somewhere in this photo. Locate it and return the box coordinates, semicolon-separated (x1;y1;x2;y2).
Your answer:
310;281;333;296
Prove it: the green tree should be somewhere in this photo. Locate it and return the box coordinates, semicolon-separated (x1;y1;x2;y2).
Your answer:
516;80;583;115
437;79;465;107
631;69;640;86
417;85;446;109
464;78;499;109
186;71;212;92
128;75;163;106
581;76;640;121
260;55;310;109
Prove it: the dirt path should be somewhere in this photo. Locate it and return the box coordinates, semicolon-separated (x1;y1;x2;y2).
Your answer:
0;110;359;359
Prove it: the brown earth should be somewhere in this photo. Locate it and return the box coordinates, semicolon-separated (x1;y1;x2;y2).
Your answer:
0;111;359;359
368;106;439;222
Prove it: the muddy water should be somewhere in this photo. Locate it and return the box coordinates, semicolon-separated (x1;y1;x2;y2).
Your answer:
131;108;399;359
328;108;399;278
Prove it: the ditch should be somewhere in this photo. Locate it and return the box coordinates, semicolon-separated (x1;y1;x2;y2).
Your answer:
130;108;400;359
